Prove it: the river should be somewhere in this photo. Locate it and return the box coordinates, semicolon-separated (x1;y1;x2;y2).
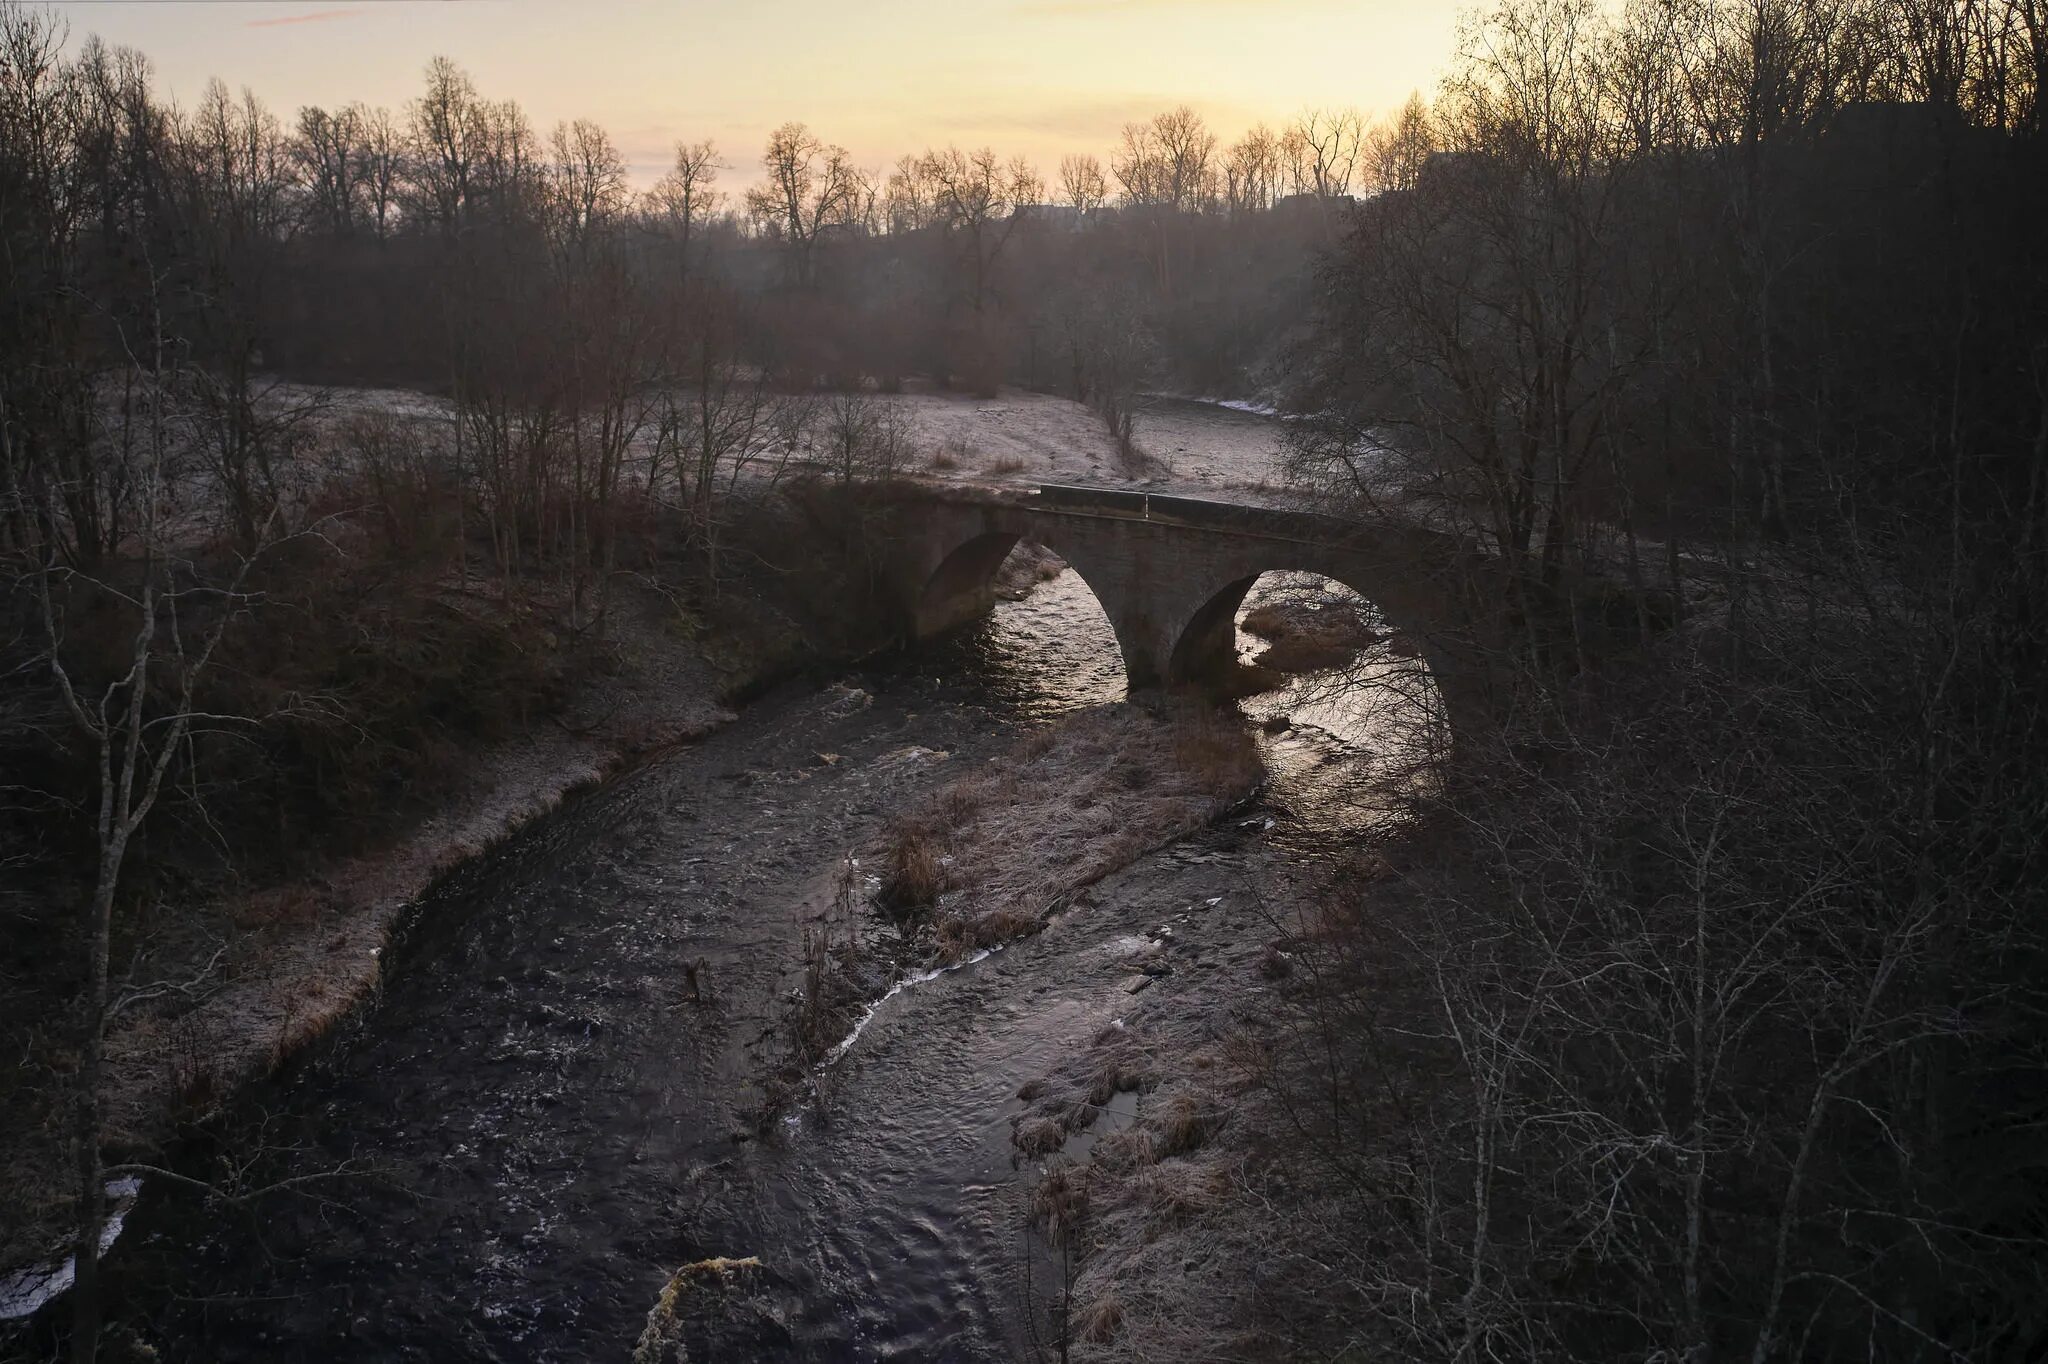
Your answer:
77;562;1424;1362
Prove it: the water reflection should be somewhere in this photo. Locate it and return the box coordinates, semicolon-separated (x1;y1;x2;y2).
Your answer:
909;562;1127;721
1234;573;1440;843
952;556;1438;843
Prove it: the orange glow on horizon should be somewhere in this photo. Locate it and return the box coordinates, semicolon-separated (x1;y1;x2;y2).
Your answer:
44;0;1460;186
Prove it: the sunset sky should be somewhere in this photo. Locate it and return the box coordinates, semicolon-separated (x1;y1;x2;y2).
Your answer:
44;0;1460;186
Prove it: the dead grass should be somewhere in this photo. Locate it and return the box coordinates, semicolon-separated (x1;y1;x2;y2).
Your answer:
1032;1162;1093;1245
1152;1091;1223;1158
632;1255;769;1364
1133;1158;1226;1226
884;705;1261;962
1088;1056;1147;1108
1016;1115;1070;1158
937;905;1043;957
1077;1291;1126;1344
987;454;1031;475
1170;709;1267;805
1092;1126;1159;1174
880;824;950;917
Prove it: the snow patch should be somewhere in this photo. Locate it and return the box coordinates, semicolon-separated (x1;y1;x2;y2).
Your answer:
0;1178;143;1321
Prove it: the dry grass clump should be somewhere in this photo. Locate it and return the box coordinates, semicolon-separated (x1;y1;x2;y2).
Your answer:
1092;1126;1159;1174
632;1255;768;1364
1076;1291;1126;1344
1237;603;1294;639
937;904;1043;957
1015;1115;1070;1158
1011;1030;1157;1162
1170;708;1265;804
1087;1056;1148;1108
880;824;949;916
884;705;1261;963
1033;1161;1093;1244
1152;1091;1225;1158
988;454;1031;475
1133;1157;1228;1227
935;770;1013;827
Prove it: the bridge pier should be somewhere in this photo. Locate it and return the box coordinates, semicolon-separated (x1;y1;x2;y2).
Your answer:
913;530;1020;638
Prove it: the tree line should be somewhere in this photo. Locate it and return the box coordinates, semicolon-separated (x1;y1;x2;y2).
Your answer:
1252;1;2048;1361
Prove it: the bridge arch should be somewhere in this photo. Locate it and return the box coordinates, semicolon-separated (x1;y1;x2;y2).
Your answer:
913;528;1142;682
1164;563;1456;735
897;484;1499;732
1166;566;1427;683
915;530;1029;638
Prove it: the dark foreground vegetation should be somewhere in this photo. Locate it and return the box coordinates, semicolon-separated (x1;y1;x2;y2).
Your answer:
1007;2;2048;1361
5;0;2048;1359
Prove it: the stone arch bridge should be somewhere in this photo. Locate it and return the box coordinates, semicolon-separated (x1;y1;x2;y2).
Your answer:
886;482;1508;727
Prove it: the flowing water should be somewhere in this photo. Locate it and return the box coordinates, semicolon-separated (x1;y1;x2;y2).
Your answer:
73;562;1427;1363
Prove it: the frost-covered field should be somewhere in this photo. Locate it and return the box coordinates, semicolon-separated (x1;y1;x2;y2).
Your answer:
271;379;1294;502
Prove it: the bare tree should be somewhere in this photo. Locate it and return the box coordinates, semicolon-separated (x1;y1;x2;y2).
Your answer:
1113;105;1217;213
292;102;364;236
179;81;309;551
1058;152;1108;215
1224;122;1283;213
356;103;402;237
1364;92;1436;192
23;254;281;1360
651;298;809;584
920;145;1041;314
544;117;629;262
816;388;912;484
645;137;724;288
1284;106;1365;201
404;55;484;233
744;121;859;286
884;151;938;233
1110;106;1218;303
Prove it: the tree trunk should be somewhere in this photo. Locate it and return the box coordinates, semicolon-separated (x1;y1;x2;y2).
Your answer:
70;844;123;1364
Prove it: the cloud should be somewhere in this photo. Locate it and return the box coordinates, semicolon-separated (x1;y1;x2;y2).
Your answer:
245;9;364;28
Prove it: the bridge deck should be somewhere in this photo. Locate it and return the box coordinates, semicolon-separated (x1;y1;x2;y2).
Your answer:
902;479;1405;554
